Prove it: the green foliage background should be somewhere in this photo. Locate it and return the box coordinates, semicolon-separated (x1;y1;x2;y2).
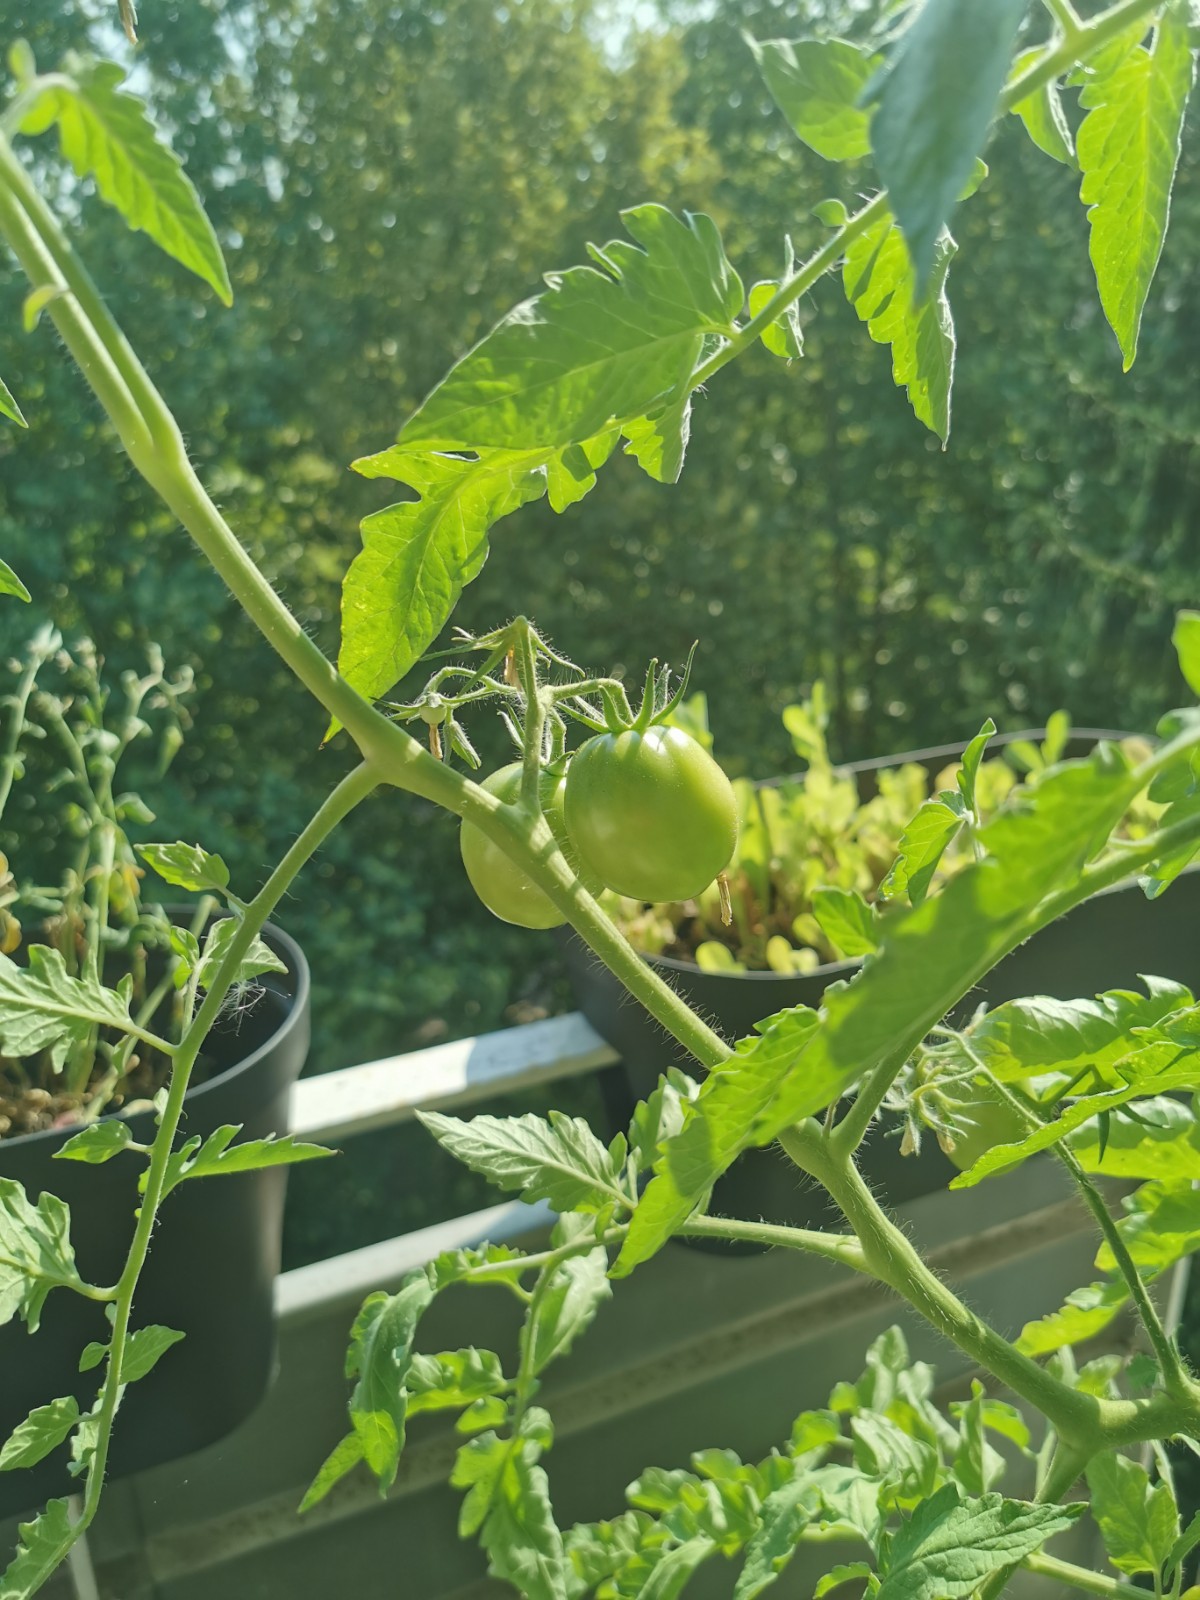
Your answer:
1;0;1198;1109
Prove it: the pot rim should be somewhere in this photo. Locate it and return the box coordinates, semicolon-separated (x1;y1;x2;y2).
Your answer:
642;725;1147;984
0;918;310;1154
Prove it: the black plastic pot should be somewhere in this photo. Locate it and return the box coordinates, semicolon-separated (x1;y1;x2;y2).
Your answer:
562;730;1195;1242
0;921;309;1518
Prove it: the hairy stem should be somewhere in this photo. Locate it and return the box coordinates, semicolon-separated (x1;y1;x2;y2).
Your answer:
778;1121;1102;1445
75;762;380;1543
1025;1552;1151;1600
984;1074;1190;1397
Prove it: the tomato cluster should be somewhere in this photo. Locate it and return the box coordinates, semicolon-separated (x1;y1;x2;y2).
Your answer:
459;727;738;929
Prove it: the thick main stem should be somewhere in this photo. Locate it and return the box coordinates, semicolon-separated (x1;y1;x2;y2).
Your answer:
779;1121;1101;1446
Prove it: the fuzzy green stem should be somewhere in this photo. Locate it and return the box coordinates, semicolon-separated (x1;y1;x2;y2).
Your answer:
75;761;380;1545
778;1121;1102;1445
1025;1552;1150;1600
984;1074;1191;1398
679;1212;867;1269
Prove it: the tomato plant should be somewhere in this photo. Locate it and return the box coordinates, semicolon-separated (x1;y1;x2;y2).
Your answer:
3;1;1200;1597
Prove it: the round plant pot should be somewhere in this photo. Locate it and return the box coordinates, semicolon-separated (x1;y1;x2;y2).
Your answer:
561;729;1186;1244
0;920;309;1518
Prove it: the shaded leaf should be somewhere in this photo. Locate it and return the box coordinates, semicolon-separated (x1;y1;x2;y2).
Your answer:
1010;50;1076;167
298;1432;363;1514
0;1180;84;1331
1174;611;1200;698
0;1398;81;1471
0;1499;74;1599
526;1246;611;1376
869;0;1029;282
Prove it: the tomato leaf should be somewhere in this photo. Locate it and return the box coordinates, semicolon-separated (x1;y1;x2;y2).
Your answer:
868;0;1028;284
1077;8;1195;370
395;205;742;453
1086;1453;1179;1577
0;1180;85;1332
874;1484;1084;1600
748;36;879;162
194;917;287;991
0;1499;75;1598
879;791;967;905
843;215;957;444
811;886;879;958
405;1348;508;1417
0;1398;82;1471
0;375;26;429
0;558;31;602
1009;50;1077;168
298;1432;364;1514
477;1442;569;1600
122;1323;185;1383
53;1121;134;1165
1015;1279;1130;1357
20;56;230;304
155;1124;335;1196
1174;611;1200;697
0;946;133;1069
137;841;230;895
336;435;612;712
418;1109;627;1213
346;1276;436;1492
525;1243;610;1377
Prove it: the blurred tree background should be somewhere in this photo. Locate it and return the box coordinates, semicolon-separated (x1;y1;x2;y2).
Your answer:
1;0;1198;1251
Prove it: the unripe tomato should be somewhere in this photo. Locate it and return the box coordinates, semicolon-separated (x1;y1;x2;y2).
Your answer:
564;725;738;903
460;763;573;929
941;1084;1029;1173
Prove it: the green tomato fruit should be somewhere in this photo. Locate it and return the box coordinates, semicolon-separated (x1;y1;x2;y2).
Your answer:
564;725;738;903
460;763;577;929
942;1084;1029;1173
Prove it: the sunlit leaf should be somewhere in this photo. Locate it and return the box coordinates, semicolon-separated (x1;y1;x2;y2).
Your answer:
1077;9;1195;369
20;56;231;303
0;375;25;429
0;1180;85;1332
419;1109;627;1213
1010;50;1076;167
0;1499;74;1599
397;205;742;452
137;842;230;895
748;36;878;162
844;215;957;443
0;946;132;1070
0;1398;81;1471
